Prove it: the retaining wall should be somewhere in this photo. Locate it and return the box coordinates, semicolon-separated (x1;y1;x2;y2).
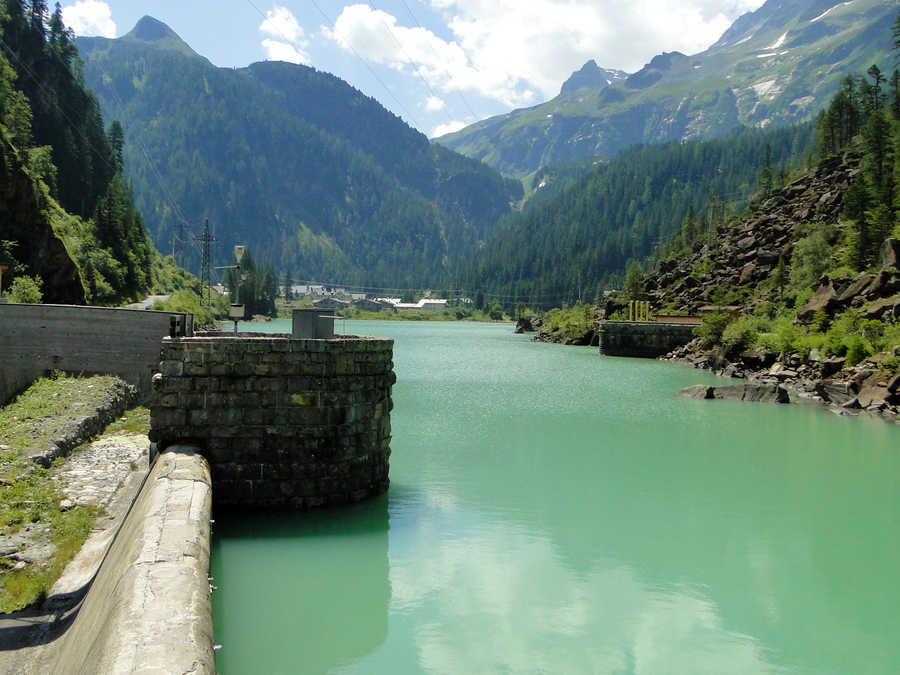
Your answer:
598;321;697;358
0;304;192;404
149;333;395;509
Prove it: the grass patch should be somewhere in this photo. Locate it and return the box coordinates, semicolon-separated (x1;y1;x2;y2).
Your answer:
104;407;150;436
0;458;102;612
0;374;127;612
0;374;121;458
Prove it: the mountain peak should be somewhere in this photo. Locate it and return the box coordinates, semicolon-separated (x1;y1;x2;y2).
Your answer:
559;60;628;96
122;16;200;59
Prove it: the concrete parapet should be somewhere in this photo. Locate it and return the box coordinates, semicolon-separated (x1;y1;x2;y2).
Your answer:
150;333;395;509
0;304;192;404
47;448;214;674
598;321;697;358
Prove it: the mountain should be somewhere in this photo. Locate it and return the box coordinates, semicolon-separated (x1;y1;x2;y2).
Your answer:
75;17;522;287
453;122;815;309
559;61;627;96
437;0;896;179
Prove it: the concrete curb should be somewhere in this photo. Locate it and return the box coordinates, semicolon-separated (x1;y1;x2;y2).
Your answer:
47;447;215;674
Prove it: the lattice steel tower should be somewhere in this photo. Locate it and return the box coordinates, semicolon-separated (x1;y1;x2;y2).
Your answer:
193;219;217;306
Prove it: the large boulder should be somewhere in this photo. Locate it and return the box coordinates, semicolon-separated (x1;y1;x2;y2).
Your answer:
677;383;789;403
797;279;840;322
881;238;900;269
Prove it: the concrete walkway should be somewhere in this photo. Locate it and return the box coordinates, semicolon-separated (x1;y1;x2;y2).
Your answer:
0;446;214;674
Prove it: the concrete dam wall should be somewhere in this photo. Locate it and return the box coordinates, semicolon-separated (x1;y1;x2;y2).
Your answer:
0;304;192;404
597;320;697;358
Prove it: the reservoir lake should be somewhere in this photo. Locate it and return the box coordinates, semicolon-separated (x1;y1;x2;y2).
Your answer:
211;319;900;674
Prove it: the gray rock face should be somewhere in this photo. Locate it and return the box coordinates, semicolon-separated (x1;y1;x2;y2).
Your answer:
881;238;900;269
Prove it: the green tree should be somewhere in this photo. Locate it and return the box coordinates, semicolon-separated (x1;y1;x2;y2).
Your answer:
789;232;830;290
758;144;773;197
623;261;643;301
108;120;124;174
774;255;787;301
9;275;43;303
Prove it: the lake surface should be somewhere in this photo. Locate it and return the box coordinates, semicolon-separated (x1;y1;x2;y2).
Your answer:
211;320;900;674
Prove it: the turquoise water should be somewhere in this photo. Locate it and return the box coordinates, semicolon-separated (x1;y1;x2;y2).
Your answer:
211;320;900;674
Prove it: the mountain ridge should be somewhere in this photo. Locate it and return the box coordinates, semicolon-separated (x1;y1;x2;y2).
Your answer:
437;0;895;179
75;18;522;285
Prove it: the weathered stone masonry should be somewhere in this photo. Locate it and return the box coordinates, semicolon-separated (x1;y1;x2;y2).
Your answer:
149;333;394;508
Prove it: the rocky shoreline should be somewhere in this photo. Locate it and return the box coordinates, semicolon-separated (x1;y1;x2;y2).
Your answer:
663;338;900;423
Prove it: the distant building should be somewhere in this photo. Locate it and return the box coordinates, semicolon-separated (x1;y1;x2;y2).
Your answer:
392;298;449;312
313;297;350;311
353;298;384;312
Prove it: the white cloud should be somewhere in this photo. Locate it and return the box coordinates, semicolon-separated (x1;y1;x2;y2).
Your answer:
259;5;310;64
261;39;310;65
324;0;765;109
425;96;446;111
260;5;305;43
61;0;116;38
431;120;466;137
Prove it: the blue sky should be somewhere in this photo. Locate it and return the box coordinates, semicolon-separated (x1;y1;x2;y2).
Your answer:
60;0;765;137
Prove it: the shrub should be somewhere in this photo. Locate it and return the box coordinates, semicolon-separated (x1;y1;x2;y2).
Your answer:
721;317;759;354
790;229;832;290
845;335;871;366
8;275;43;303
694;312;731;348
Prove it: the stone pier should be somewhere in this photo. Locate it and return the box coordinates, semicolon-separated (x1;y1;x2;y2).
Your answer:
149;332;394;509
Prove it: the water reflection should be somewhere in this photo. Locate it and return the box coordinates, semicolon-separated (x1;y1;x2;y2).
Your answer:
210;496;389;674
388;484;778;674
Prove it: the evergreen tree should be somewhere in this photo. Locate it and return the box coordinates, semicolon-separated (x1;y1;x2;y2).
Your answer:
108;120;124;174
759;144;773;197
623;261;643;301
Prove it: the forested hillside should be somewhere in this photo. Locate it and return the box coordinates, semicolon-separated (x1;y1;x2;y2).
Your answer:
455;123;815;309
76;17;522;288
0;0;157;304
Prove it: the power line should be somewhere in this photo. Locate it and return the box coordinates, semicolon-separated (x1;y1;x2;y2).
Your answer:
395;0;480;123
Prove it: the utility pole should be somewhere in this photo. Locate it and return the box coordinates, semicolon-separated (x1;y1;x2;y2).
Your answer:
193;219;217;306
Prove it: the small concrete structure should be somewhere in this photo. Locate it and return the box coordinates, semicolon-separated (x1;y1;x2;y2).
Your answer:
598;320;697;358
292;308;336;339
150;326;394;509
0;304;192;405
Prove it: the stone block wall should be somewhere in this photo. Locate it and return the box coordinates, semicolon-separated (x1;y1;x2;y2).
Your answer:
597;321;697;358
149;333;394;509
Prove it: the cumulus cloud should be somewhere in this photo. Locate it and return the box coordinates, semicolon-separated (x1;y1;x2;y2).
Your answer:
324;0;764;108
431;120;466;137
425;96;446;111
261;39;309;65
61;0;116;38
259;5;310;65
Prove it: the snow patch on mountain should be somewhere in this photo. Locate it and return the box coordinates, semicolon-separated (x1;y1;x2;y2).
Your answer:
767;32;788;49
811;1;856;23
